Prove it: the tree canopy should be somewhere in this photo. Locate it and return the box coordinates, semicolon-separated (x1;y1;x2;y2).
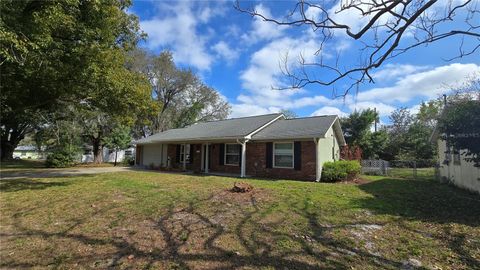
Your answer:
129;49;231;137
0;0;152;161
438;81;480;166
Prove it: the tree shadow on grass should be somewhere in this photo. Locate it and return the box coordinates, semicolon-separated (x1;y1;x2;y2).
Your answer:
0;178;71;192
1;189;409;270
355;177;480;226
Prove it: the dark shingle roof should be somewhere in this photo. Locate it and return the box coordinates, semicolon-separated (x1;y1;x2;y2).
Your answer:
136;113;282;144
251;115;339;140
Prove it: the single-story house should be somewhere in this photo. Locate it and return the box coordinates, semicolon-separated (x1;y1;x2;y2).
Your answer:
431;129;480;194
81;146;135;163
13;145;46;160
135;113;346;181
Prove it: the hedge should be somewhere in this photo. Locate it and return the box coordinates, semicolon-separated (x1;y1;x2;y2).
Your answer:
45;148;77;168
321;160;361;182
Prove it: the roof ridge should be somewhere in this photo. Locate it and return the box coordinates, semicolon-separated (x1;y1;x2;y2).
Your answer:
285;115;338;120
202;113;282;123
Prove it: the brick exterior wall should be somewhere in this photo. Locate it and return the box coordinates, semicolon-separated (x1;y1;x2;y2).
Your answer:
163;141;317;181
209;143;241;174
167;144;202;171
246;141;317;181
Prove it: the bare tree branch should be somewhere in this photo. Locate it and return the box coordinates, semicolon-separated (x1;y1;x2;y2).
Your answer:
234;0;480;95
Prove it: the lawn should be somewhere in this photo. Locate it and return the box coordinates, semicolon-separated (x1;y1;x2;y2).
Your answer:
0;170;479;269
0;159;117;173
0;159;46;172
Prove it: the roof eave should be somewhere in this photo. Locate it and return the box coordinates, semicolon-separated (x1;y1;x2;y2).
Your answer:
135;136;248;145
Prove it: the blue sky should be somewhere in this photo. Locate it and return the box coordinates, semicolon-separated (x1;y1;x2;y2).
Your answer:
130;0;479;123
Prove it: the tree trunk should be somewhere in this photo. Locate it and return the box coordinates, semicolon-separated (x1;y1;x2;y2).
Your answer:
114;149;118;166
1;127;26;160
0;141;15;160
92;138;103;164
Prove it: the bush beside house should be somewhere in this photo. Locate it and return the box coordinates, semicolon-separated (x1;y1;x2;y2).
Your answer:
321;160;361;182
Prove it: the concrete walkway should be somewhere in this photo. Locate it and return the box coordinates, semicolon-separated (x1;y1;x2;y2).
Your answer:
0;166;133;180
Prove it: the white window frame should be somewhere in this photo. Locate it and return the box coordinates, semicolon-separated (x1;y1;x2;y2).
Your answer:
179;144;190;163
273;142;294;169
224;143;240;166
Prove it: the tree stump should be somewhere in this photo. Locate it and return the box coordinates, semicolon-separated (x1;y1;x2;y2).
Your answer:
231;182;253;193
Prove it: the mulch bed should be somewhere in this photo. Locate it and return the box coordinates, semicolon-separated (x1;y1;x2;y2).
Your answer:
211;187;271;206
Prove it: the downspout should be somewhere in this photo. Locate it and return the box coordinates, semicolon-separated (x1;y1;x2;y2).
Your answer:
237;138;250;178
314;138;320;182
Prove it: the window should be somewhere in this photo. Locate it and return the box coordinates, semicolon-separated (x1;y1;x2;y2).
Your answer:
125;150;132;156
180;144;190;163
273;142;294;168
225;144;240;165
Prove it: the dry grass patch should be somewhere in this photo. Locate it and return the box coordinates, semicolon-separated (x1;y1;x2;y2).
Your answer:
0;171;479;269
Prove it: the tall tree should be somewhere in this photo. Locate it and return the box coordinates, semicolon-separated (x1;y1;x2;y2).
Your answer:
384;104;439;161
438;79;480;166
129;49;231;136
341;109;386;159
103;125;132;166
0;0;147;160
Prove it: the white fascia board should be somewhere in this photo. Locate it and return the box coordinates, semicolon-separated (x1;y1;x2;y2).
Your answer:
244;114;285;140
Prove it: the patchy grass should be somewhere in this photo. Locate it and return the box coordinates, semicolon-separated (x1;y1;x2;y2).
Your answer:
0;159;46;171
0;160;122;174
388;167;435;180
73;162;117;168
0;170;479;269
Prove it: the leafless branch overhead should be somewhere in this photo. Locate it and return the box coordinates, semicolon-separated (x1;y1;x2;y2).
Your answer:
235;0;480;95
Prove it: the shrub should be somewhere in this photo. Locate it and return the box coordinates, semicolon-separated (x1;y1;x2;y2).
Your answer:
45;148;78;168
321;160;361;182
123;156;135;166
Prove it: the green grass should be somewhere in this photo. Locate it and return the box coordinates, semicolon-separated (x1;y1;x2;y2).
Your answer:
0;159;119;173
387;167;435;180
0;170;479;269
0;159;46;171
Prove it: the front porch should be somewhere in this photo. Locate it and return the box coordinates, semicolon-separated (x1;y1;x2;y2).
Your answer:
135;141;248;178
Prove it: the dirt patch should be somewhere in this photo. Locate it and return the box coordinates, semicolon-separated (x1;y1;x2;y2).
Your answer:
211;187;271;206
340;177;370;185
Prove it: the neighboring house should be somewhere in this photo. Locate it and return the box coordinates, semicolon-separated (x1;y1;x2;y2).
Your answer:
431;130;480;194
13;145;46;160
135;113;346;181
81;146;135;163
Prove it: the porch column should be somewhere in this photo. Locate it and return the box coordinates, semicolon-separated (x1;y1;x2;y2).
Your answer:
240;142;246;178
205;143;209;173
182;144;187;171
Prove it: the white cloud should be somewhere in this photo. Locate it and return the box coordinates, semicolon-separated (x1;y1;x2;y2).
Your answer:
212;41;239;64
230;104;281;118
232;60;480;119
372;63;431;82
239;37;320;104
311;106;348;117
348;101;396;116
140;2;227;70
241;4;285;45
358;63;480;103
